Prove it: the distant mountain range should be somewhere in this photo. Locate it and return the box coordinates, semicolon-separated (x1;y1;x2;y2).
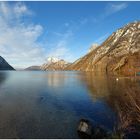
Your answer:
24;57;70;71
65;21;140;76
41;59;70;71
24;58;70;71
24;66;41;71
0;56;14;70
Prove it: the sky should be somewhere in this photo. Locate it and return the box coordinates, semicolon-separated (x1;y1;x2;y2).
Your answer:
0;1;140;69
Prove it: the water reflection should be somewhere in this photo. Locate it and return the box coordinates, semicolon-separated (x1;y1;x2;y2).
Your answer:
0;71;139;138
0;71;80;138
106;77;140;137
45;72;68;87
80;72;111;99
0;71;7;86
80;72;140;137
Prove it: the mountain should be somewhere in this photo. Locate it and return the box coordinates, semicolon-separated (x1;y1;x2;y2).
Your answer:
47;57;59;63
0;56;15;70
25;66;41;71
65;21;140;76
41;59;70;71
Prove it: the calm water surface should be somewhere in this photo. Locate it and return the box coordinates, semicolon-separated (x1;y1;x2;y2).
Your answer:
0;71;139;138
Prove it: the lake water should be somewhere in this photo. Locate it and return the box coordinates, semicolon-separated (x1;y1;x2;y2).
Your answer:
0;71;139;138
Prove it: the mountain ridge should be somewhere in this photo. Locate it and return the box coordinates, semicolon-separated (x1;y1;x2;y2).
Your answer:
65;21;140;76
0;56;15;70
41;59;70;71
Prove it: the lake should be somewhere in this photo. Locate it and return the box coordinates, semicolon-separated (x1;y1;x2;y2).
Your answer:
0;71;139;138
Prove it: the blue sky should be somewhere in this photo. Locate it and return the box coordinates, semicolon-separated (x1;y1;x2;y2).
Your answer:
0;1;140;68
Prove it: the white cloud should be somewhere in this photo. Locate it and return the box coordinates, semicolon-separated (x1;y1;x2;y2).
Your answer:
0;2;10;18
0;2;33;22
105;3;128;16
45;30;74;62
0;2;46;69
47;44;69;59
72;3;128;25
14;2;33;17
91;3;128;23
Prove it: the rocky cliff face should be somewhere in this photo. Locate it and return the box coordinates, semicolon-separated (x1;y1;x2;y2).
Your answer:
0;56;15;70
41;59;70;71
65;21;140;76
